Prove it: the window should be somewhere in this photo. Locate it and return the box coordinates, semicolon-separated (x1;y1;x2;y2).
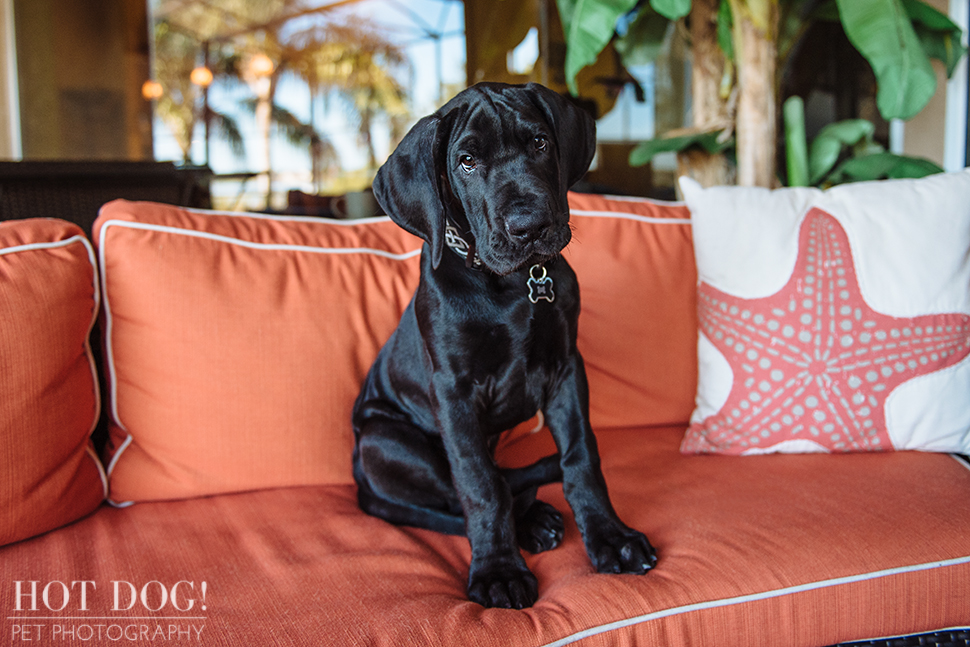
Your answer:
147;0;465;210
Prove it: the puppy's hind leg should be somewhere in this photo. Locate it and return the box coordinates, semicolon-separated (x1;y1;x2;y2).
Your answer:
512;488;564;554
505;455;565;554
353;417;465;535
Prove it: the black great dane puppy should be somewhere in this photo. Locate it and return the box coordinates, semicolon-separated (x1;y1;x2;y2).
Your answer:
352;82;656;609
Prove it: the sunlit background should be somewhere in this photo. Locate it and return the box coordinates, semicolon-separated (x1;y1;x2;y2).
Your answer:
145;0;661;211
3;0;965;221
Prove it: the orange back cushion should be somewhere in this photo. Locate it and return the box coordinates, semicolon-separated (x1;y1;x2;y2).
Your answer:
97;195;695;503
0;219;106;545
566;193;696;429
96;202;423;503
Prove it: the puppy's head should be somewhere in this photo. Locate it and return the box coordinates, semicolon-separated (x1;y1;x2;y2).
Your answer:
373;82;596;275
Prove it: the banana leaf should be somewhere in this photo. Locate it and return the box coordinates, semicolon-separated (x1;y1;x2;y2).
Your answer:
650;0;691;20
615;5;671;67
629;129;732;167
902;0;968;77
825;151;943;184
557;0;638;93
783;96;809;186
836;0;937;120
808;119;876;185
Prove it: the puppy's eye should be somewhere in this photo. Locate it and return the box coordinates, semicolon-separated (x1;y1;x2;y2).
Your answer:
459;154;477;173
534;135;548;152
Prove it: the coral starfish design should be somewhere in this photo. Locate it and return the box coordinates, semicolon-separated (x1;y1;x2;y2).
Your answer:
684;208;970;454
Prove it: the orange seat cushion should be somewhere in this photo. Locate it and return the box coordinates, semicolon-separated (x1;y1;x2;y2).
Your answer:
2;426;967;645
95;195;695;503
0;219;106;546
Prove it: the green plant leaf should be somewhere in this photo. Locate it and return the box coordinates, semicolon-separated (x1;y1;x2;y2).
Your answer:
783;96;809;187
717;0;734;61
901;0;959;31
628;130;732;166
615;6;671;67
903;0;967;78
808;119;876;184
557;0;639;93
913;25;968;77
650;0;691;21
836;0;937;120
825;151;943;184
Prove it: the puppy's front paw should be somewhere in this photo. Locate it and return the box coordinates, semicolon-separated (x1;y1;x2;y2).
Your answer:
585;521;657;575
467;556;539;609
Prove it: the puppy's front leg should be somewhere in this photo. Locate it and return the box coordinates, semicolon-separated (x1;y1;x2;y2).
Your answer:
544;356;658;575
433;387;538;609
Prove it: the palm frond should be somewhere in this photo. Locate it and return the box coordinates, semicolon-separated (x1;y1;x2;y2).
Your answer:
206;108;246;158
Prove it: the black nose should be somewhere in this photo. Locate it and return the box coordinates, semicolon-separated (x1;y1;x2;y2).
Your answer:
505;212;549;244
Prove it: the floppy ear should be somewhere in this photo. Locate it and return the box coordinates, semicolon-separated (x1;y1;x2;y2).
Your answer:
372;111;455;269
525;83;597;188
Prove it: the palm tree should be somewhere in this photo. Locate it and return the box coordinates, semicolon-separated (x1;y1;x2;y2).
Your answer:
288;18;410;173
153;0;313;190
235;16;409;204
151;0;412;206
153;19;246;164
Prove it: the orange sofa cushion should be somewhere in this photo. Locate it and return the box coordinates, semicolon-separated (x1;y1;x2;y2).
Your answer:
95;195;695;503
564;192;695;429
95;202;424;504
2;426;967;645
0;219;106;546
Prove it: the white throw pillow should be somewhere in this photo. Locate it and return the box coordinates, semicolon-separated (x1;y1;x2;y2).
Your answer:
681;170;970;455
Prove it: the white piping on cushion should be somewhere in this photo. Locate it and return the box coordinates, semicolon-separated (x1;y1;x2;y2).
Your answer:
104;433;134;508
570;209;691;225
96;225;124;435
0;237;93;256
76;235;109;499
98;219;424;260
105;432;132;477
539;554;970;647
573;193;686;207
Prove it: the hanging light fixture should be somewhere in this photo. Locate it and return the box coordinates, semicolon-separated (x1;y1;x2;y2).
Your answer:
248;52;275;78
141;79;163;100
190;66;214;88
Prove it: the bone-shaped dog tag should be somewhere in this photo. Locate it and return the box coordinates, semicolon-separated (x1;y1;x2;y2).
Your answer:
527;264;554;304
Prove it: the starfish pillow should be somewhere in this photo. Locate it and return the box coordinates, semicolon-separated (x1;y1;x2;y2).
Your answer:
680;169;970;455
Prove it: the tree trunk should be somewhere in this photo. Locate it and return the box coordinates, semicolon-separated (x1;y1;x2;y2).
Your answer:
309;82;321;192
729;0;778;188
691;0;730;130
254;75;276;209
679;0;733;188
256;96;272;208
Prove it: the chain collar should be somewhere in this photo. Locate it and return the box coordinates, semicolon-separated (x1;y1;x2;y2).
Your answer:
444;220;484;270
441;220;555;303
